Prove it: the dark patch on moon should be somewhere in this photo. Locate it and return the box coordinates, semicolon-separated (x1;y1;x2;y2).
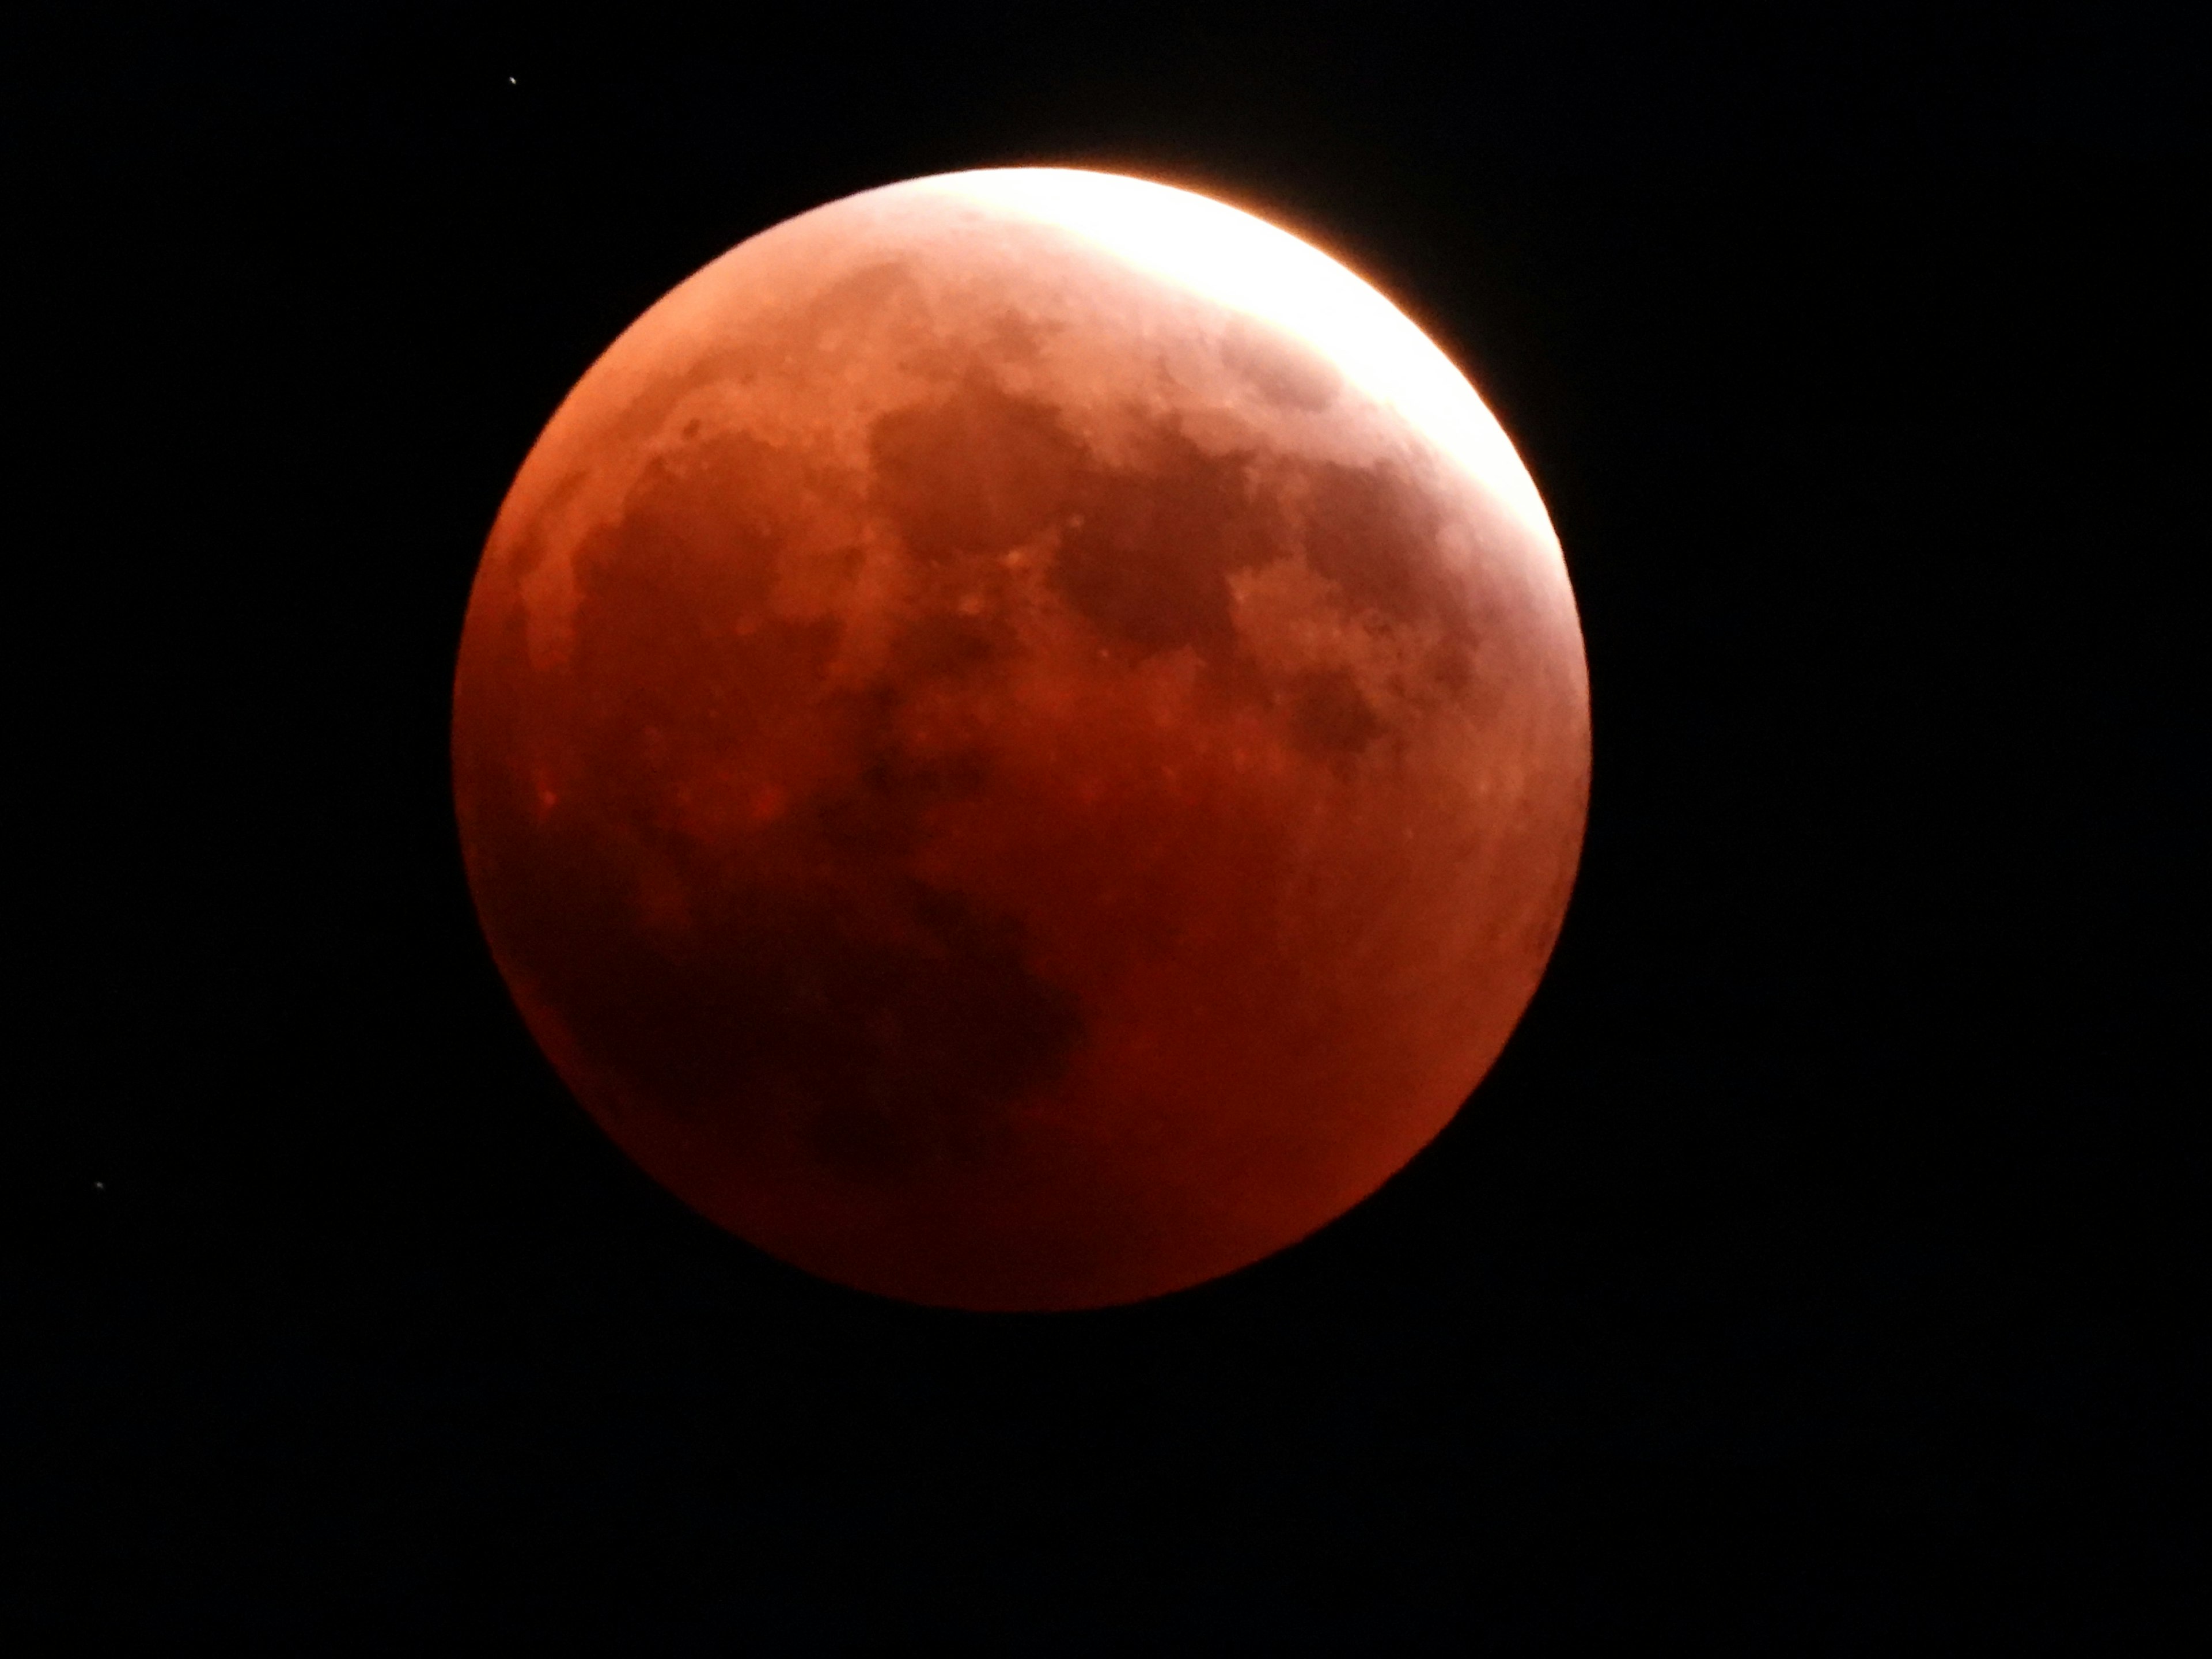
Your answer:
1285;666;1384;759
798;882;1086;1177
870;375;1086;565
812;704;994;863
862;367;1483;757
869;374;1289;675
478;407;1088;1182
1054;422;1276;663
1301;458;1462;639
891;608;1005;682
486;820;1084;1181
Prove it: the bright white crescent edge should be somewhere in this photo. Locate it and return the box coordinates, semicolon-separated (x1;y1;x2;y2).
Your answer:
916;166;1559;552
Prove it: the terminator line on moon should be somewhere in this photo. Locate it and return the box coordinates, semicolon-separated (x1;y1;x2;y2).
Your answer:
452;169;1590;1310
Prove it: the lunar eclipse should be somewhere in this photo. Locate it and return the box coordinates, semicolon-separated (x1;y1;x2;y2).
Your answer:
452;168;1589;1310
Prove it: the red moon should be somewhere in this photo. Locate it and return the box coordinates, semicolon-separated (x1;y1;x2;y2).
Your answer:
452;169;1589;1309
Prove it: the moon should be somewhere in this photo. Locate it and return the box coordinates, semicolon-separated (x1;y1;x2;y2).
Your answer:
452;169;1589;1310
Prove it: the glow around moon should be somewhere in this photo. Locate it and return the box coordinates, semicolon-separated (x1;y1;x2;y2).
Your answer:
453;168;1589;1309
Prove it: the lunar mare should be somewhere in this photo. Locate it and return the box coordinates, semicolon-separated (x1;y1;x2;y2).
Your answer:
452;169;1589;1310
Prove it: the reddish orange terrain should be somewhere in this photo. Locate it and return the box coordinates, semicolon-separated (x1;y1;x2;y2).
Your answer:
451;173;1589;1309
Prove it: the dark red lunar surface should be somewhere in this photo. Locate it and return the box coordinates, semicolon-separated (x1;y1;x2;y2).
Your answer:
452;171;1589;1309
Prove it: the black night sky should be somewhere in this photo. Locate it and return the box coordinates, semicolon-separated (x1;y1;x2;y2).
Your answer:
14;4;2198;1644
